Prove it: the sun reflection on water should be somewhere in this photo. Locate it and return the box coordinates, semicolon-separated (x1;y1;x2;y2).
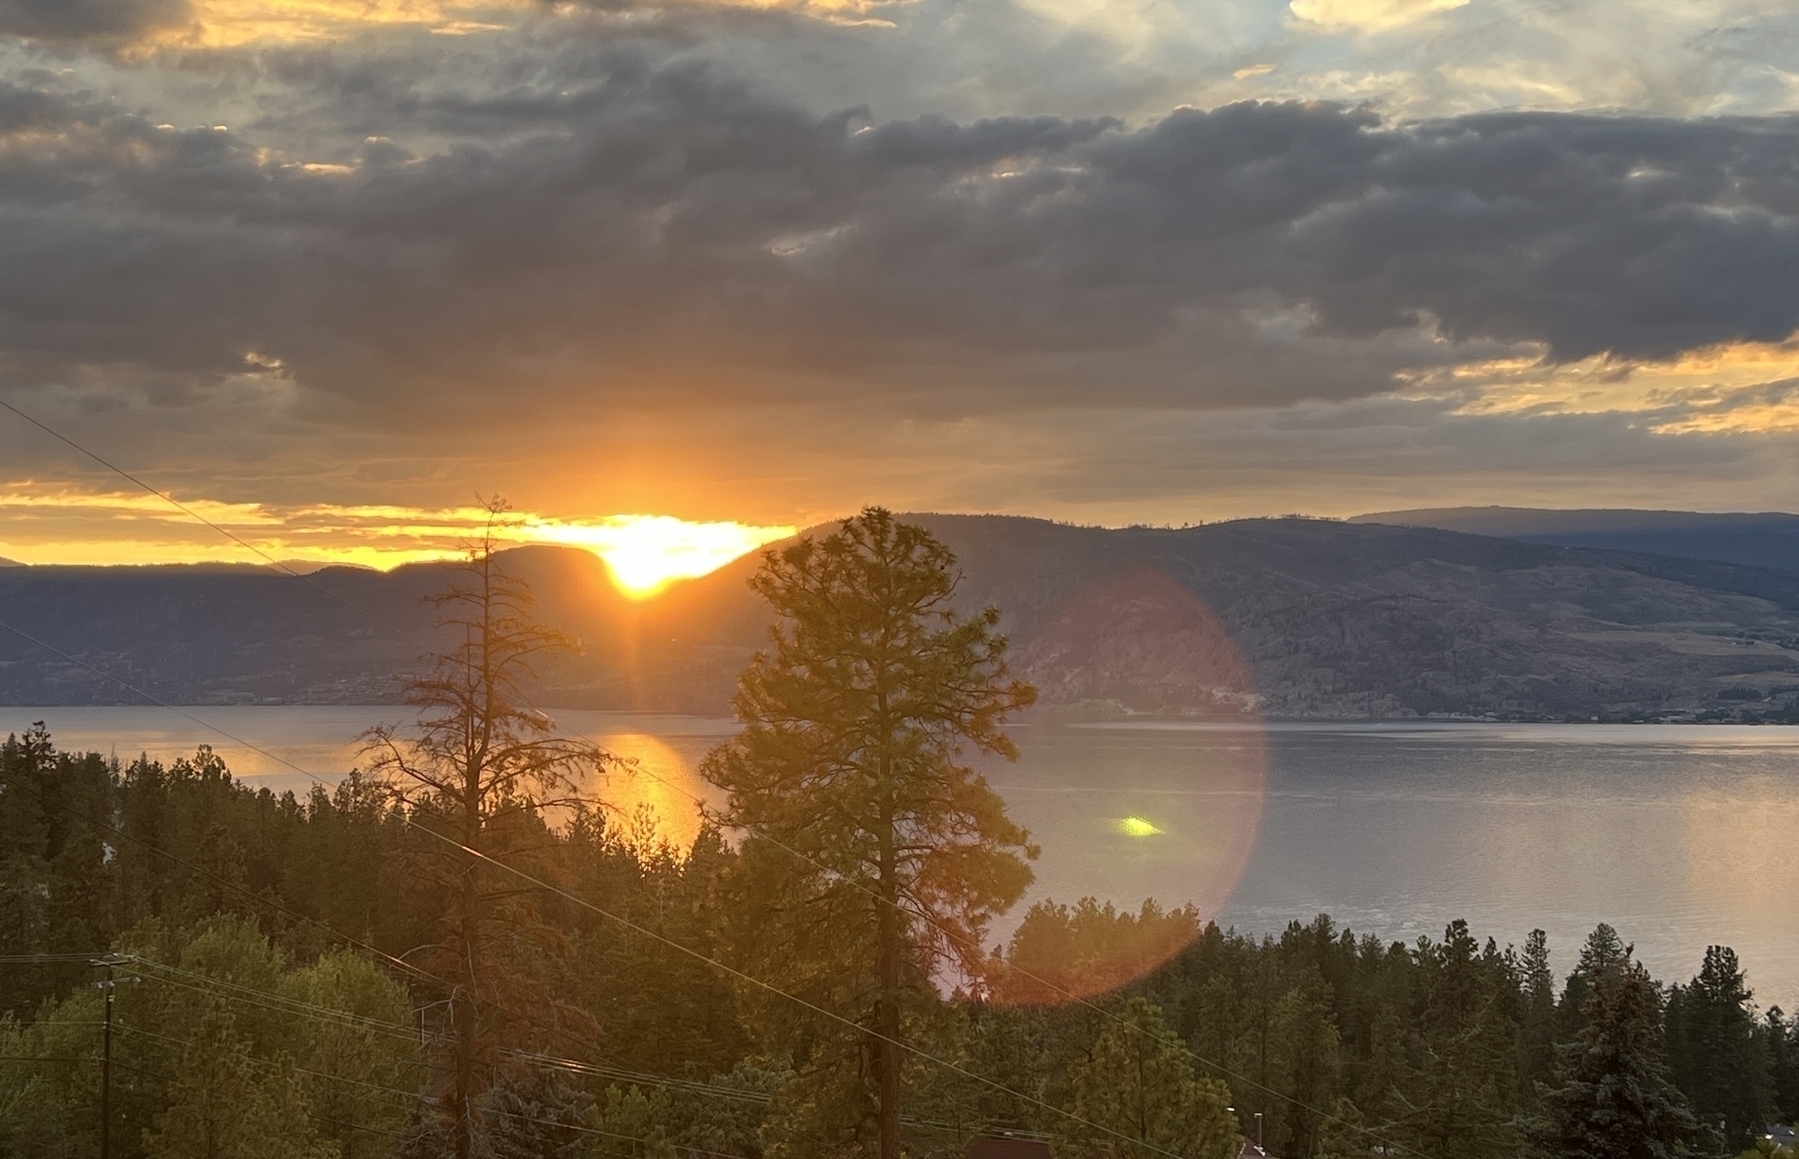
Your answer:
590;731;718;850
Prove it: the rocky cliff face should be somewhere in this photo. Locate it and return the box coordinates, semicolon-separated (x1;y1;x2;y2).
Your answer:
6;516;1799;720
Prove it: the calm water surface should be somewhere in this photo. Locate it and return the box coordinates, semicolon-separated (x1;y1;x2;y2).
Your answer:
13;707;1799;1007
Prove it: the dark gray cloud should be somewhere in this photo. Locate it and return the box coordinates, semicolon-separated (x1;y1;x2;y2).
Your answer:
4;60;1799;433
0;0;189;42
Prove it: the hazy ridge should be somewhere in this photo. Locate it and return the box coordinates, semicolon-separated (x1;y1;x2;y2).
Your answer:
5;515;1799;721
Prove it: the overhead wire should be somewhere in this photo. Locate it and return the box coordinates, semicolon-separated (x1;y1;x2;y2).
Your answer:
0;399;432;652
0;768;785;1117
103;1018;787;1159
0;629;1198;1159
1;400;1420;1155
1;962;757;1156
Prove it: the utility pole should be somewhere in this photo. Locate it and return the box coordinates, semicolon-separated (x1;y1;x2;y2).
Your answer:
93;955;133;1159
99;959;115;1159
0;954;128;1158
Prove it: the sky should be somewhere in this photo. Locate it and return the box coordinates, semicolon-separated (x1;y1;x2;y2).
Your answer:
3;0;1799;571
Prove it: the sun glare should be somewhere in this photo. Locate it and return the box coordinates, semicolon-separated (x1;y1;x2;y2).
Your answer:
526;514;795;598
1115;816;1165;837
0;486;796;587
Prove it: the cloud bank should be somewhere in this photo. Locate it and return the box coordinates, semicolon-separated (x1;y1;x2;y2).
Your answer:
5;70;1799;417
3;0;1799;528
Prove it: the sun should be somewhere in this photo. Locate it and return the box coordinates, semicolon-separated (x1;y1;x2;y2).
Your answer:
525;514;795;598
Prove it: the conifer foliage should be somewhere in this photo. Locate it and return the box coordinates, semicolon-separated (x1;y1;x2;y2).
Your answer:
1067;997;1238;1159
704;508;1037;1159
1526;952;1695;1159
6;511;1799;1159
1665;946;1775;1153
360;498;618;1159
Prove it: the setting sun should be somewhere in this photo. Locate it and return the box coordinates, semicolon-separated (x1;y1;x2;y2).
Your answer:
0;487;796;589
525;514;795;598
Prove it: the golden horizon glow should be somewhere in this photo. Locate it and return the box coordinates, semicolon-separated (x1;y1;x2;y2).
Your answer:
526;515;794;598
0;486;794;596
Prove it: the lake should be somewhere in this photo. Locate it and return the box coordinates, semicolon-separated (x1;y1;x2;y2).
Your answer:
11;706;1799;1009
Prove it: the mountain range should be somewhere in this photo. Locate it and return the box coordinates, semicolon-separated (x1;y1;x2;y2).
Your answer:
4;512;1799;721
1354;507;1799;572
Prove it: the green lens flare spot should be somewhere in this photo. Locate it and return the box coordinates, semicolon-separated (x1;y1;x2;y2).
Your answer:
1114;816;1164;838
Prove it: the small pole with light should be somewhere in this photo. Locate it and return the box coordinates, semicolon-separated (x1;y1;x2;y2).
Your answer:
1255;1112;1264;1153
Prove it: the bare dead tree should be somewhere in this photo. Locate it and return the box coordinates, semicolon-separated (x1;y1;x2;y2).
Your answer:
360;497;616;1159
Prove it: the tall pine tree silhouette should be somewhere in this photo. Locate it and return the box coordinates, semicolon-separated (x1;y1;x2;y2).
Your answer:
705;508;1036;1159
1527;949;1694;1159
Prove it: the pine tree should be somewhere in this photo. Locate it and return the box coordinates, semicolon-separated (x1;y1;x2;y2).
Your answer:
1398;921;1521;1159
0;728;53;1019
1516;929;1558;1108
587;1085;677;1159
1316;1096;1376;1159
1665;946;1772;1153
1526;958;1694;1159
1269;967;1342;1157
704;508;1036;1159
282;949;419;1159
1559;925;1628;1045
1068;997;1238;1159
1766;1007;1798;1126
361;498;616;1159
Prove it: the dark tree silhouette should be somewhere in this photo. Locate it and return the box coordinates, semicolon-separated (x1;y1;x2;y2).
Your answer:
361;498;617;1159
704;508;1036;1159
1664;945;1773;1153
1526;949;1694;1159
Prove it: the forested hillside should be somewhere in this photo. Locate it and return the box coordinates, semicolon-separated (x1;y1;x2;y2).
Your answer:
2;727;1795;1158
1354;509;1799;573
6;517;1799;720
6;512;1799;1159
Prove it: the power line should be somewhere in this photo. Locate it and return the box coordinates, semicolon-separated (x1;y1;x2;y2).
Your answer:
0;633;1196;1159
0;772;442;991
0;398;432;652
0;770;796;1121
103;1022;768;1159
0;402;1417;1154
0;395;1343;1131
2;598;1408;1156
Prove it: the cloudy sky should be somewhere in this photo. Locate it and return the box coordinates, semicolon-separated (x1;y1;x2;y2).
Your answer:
3;0;1799;567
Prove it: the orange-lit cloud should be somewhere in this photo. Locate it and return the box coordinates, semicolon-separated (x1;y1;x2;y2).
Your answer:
142;0;526;47
0;485;793;595
1396;335;1799;435
125;0;892;48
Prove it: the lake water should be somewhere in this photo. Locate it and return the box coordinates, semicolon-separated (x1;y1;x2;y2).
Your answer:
11;706;1799;1009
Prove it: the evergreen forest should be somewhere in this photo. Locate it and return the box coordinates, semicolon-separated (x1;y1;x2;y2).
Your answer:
2;510;1796;1159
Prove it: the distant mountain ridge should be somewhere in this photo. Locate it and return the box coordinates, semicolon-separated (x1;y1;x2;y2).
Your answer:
4;515;1799;721
1353;507;1799;573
